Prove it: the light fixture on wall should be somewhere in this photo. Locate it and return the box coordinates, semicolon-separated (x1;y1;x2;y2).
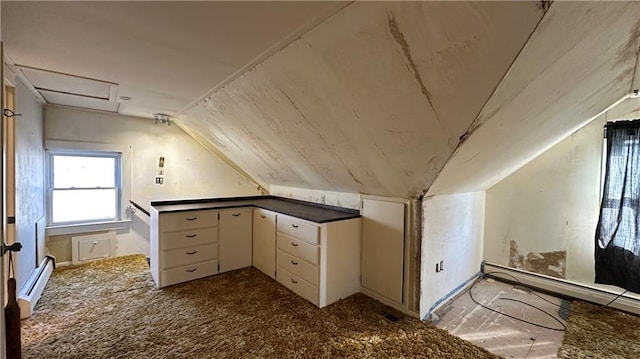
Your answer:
152;113;172;126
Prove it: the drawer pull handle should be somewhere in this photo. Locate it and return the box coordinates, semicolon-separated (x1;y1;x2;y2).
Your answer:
261;215;266;219
290;278;298;284
185;234;197;238
291;242;298;247
186;217;198;221
232;213;241;217
291;260;298;265
291;224;299;228
186;268;197;273
186;251;197;255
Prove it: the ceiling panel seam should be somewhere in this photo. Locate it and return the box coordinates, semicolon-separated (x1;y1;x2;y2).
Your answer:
425;3;547;195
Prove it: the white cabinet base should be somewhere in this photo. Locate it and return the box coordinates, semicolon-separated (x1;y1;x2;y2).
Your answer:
275;214;361;308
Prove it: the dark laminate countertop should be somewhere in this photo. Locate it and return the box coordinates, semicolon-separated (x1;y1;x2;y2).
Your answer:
150;196;360;223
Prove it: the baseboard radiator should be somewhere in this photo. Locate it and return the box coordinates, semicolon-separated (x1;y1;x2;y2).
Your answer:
18;255;55;319
483;262;640;316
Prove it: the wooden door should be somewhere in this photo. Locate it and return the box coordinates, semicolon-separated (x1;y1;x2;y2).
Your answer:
219;208;253;272
252;209;276;278
361;199;405;304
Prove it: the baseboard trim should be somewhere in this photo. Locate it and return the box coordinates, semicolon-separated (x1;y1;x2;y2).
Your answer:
422;272;482;320
482;262;640;315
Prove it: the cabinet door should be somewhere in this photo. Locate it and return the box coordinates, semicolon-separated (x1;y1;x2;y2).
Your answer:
219;208;253;272
252;209;276;278
361;199;405;304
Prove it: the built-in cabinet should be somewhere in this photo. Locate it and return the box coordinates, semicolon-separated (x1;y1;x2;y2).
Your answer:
219;208;253;272
361;198;408;309
276;214;361;308
276;214;321;305
252;208;276;279
150;209;220;288
150;202;361;308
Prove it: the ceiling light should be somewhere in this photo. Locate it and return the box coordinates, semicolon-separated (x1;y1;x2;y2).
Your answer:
152;113;172;126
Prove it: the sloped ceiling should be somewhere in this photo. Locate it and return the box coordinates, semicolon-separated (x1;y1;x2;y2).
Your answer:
428;1;640;195
179;1;545;198
1;1;345;118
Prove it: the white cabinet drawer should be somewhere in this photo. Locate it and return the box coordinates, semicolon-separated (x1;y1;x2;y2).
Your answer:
277;249;318;286
277;267;318;306
160;210;218;232
277;216;319;245
161;260;219;287
161;227;218;250
161;243;218;269
277;233;319;265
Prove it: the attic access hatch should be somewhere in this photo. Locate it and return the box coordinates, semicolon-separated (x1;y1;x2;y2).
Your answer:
14;65;120;112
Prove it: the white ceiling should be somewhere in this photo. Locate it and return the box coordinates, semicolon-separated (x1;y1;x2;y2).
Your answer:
4;1;640;199
1;1;345;118
428;1;640;195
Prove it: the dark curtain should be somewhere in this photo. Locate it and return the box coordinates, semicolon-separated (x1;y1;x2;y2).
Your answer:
595;119;640;293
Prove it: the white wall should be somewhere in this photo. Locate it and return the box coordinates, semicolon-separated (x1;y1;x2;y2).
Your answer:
270;185;360;210
421;192;485;317
14;78;45;290
44;106;261;261
484;115;605;284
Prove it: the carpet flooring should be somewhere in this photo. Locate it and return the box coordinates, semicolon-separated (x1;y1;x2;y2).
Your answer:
558;300;640;358
22;255;499;358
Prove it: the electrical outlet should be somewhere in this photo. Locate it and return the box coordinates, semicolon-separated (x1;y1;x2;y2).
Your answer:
155;177;163;184
321;194;326;204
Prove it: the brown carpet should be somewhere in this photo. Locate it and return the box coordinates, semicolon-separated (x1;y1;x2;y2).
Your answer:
22;255;499;358
558;300;640;358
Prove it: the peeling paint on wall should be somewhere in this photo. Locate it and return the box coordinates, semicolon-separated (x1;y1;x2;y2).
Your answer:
509;240;566;278
387;12;440;125
615;20;640;69
537;1;553;13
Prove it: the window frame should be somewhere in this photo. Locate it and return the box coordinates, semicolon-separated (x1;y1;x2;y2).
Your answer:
45;140;132;231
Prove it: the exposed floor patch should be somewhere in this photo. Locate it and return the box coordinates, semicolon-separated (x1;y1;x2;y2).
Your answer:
434;278;568;359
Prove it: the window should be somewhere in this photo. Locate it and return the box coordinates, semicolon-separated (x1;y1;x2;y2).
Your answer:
45;141;131;229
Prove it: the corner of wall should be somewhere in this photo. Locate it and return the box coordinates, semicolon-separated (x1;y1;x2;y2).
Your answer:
420;191;486;316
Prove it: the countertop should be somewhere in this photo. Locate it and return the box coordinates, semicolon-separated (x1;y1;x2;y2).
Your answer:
150;196;360;223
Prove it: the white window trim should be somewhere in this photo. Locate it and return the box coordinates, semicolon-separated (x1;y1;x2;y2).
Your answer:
45;219;132;236
45;140;132;231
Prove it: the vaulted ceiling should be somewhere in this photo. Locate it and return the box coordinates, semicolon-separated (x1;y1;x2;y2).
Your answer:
179;1;545;197
3;1;640;199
